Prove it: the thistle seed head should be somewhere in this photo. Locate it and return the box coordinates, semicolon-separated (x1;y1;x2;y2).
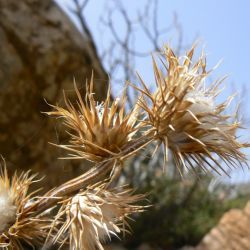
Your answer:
53;184;145;250
135;45;248;176
0;171;16;234
48;77;139;162
0;162;51;249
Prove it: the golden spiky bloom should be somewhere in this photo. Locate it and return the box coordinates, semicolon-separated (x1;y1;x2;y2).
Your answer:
135;45;248;175
0;164;51;249
52;184;145;250
48;78;139;162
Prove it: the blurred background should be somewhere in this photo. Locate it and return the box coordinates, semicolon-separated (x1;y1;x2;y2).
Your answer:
0;0;250;249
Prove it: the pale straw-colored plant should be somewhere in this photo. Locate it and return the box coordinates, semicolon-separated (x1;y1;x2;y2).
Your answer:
0;45;248;249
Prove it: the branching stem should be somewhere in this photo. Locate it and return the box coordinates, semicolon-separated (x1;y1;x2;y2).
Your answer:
23;135;153;216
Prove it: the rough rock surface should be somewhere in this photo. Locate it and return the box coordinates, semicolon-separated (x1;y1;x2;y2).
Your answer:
105;202;250;250
0;0;107;190
196;201;250;250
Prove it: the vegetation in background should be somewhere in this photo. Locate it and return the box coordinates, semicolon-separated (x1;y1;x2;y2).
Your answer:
125;175;249;249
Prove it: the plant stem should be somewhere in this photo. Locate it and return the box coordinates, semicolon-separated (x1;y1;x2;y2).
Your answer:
23;135;154;216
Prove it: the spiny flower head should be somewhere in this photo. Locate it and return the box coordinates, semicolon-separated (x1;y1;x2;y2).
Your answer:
0;163;51;249
0;168;17;235
135;45;248;176
53;184;145;250
48;77;139;162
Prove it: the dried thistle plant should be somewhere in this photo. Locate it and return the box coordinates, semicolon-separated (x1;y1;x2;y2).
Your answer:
0;161;51;249
48;77;139;163
0;45;248;250
133;45;248;176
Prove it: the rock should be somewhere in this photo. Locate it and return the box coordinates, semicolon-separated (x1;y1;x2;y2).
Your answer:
104;244;127;250
0;0;108;190
196;201;250;250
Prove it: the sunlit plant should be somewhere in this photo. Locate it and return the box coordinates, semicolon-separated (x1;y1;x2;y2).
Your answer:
0;45;248;250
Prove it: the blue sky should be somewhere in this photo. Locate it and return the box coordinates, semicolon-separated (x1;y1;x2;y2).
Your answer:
57;0;250;183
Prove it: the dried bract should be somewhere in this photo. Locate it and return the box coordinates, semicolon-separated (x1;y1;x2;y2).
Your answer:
135;45;248;176
53;184;145;250
0;163;51;249
48;78;139;162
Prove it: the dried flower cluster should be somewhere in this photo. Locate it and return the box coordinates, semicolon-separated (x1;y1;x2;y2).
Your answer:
48;78;138;163
52;184;144;249
0;45;248;249
135;46;248;176
0;163;51;249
